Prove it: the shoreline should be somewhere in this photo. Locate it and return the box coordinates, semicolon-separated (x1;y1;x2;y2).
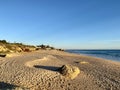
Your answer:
0;50;120;90
66;50;120;62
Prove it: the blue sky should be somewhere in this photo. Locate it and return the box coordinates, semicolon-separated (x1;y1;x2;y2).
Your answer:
0;0;120;49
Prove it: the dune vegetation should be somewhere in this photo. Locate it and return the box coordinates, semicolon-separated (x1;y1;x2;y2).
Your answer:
0;40;64;57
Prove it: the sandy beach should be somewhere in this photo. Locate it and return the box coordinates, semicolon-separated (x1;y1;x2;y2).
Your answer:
0;50;120;90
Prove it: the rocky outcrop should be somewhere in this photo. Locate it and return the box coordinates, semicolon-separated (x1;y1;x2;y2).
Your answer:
59;65;80;79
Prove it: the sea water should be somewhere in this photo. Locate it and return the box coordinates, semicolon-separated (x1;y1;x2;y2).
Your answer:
66;50;120;62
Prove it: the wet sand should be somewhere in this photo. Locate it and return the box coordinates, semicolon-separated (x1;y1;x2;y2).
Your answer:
0;50;120;90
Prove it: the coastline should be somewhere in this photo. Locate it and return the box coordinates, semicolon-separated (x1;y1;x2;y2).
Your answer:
0;50;120;90
66;50;120;62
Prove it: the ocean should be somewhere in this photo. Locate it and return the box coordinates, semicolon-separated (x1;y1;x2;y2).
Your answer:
66;50;120;62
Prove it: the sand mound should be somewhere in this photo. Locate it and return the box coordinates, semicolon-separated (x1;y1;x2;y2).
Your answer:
59;65;80;79
25;55;58;68
25;56;48;67
80;61;89;64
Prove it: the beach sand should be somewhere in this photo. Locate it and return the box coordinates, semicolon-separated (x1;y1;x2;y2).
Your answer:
0;50;120;90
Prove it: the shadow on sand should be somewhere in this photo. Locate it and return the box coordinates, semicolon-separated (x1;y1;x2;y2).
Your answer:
0;82;18;90
34;65;60;71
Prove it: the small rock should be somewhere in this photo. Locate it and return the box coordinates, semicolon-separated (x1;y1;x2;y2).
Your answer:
59;65;80;79
80;61;89;64
0;53;6;57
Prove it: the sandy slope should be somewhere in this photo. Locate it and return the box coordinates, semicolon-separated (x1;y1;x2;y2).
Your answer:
0;50;120;90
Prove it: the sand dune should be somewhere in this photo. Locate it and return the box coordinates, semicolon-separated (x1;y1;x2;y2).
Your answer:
0;50;120;90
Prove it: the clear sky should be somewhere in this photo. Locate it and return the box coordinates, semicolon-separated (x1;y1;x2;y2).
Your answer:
0;0;120;49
